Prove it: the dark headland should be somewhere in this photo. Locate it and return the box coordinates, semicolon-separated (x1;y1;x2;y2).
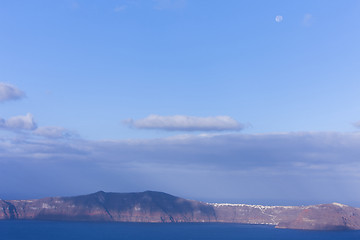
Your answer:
1;191;360;230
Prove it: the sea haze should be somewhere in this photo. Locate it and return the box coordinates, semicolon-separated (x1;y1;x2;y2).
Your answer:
2;221;360;240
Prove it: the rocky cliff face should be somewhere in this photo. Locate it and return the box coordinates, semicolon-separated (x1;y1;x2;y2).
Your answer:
1;191;360;230
210;202;360;230
0;191;216;223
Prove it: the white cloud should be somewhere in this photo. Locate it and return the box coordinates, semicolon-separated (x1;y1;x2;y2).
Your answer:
0;113;74;139
0;113;37;130
124;115;244;131
275;15;283;23
0;83;25;103
33;126;75;138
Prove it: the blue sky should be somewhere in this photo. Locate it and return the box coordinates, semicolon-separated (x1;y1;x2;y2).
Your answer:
1;0;360;206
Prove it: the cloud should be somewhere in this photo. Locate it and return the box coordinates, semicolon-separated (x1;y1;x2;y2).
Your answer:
70;1;79;10
3;131;360;174
153;0;186;10
114;5;126;12
275;15;283;23
124;115;244;131
86;132;360;173
0;83;25;103
2;131;360;204
0;113;74;139
303;13;313;26
33;126;76;138
0;113;37;130
353;121;360;128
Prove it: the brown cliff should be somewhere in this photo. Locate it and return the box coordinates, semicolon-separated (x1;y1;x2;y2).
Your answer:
1;191;360;230
0;191;216;223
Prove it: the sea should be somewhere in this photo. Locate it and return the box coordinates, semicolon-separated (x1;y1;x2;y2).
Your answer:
1;221;360;240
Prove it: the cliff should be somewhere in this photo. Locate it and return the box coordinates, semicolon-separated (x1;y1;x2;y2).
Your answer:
1;191;360;230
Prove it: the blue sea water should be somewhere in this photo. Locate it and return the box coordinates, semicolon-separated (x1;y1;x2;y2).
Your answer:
1;221;360;240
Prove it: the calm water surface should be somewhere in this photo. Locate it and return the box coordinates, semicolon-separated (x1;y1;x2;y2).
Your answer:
1;221;360;240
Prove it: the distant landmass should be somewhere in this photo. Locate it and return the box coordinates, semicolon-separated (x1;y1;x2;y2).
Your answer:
1;191;360;230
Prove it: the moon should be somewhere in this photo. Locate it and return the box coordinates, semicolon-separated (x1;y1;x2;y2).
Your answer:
275;15;283;23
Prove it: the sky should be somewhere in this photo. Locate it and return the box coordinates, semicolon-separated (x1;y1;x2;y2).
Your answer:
1;0;360;207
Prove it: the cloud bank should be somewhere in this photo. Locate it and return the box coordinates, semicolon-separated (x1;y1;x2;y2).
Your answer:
1;131;360;204
124;115;244;131
33;126;75;138
3;132;360;178
0;83;25;102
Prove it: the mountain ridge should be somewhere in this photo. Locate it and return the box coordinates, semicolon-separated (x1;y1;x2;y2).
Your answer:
1;191;360;230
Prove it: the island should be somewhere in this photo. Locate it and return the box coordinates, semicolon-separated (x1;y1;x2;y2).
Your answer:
1;191;359;230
